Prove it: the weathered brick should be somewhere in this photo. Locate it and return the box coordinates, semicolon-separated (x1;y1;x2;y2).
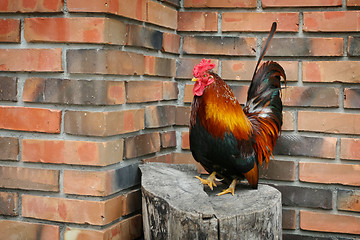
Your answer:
337;189;360;212
282;111;294;131
0;166;59;191
25;17;126;45
127;24;163;50
64;214;142;240
303;61;360;83
163;81;178;100
22;190;141;225
262;0;342;7
64;162;140;196
283;234;332;240
272;185;332;209
0;0;63;12
23;78;125;105
341;138;360;161
175;106;191;126
259;160;295;181
184;0;257;8
265;38;343;56
145;105;176;128
300;210;360;234
176;58;219;79
126;81;163;103
0;192;18;216
282;209;296;230
348;0;360;6
274;135;337;159
344;88;360;109
222;60;297;81
67;49;144;75
222;12;299;32
161;131;177;148
298;111;360;135
183;36;256;56
178;12;218;32
0;76;17;101
348;36;360;56
304;11;360;32
181;131;190;150
64;109;144;136
67;0;146;21
147;1;177;29
22;139;123;166
125;132;161;159
143;153;173;164
0;106;61;133
0;137;18;161
299;162;360;186
172;152;206;173
0;220;60;240
144;56;176;77
163;32;180;53
0;48;62;72
282;86;339;107
0;19;20;42
230;85;248;104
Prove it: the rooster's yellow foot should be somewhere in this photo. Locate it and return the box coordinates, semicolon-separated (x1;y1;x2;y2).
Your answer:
195;171;217;190
217;179;237;196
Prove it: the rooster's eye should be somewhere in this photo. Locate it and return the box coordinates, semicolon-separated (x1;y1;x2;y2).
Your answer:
203;74;207;77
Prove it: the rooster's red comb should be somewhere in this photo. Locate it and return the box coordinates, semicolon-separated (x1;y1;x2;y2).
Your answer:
193;59;215;78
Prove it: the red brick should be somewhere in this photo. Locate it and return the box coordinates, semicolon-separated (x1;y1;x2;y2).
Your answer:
163;81;178;100
265;38;343;56
221;60;297;81
222;12;299;32
182;131;190;150
0;220;60;240
282;209;296;230
0;192;18;216
0;48;62;72
0;0;63;12
172;152;206;173
126;81;163;103
0;106;61;133
145;105;176;128
67;0;146;21
161;131;177;148
341;138;360;161
178;12;218;32
64;109;144;136
176;106;191;126
337;190;360;212
298;111;360;135
282;111;294;131
184;0;257;8
67;49;144;75
184;84;194;103
0;19;20;42
299;162;360;186
262;0;342;7
0;166;59;191
230;85;249;105
22;139;123;166
282;86;339;107
22;190;141;225
144;56;176;77
183;36;256;56
348;0;360;6
300;210;360;234
0;137;18;161
304;11;360;32
303;61;360;83
176;58;219;79
143;153;173;164
344;88;360;108
64;214;142;240
125;132;161;159
163;32;180;53
25;17;126;45
147;1;177;29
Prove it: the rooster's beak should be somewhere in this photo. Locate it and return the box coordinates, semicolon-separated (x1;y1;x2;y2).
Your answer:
192;77;198;82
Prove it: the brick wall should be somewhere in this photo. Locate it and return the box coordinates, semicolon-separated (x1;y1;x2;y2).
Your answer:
0;0;359;239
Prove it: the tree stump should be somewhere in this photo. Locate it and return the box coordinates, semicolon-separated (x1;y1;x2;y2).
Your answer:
140;163;282;240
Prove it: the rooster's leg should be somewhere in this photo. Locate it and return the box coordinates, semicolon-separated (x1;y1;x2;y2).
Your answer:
217;179;237;196
195;171;217;190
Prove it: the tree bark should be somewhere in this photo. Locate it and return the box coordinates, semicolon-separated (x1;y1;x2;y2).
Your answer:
140;163;282;240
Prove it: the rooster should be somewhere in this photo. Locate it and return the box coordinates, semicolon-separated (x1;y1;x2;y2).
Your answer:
190;22;286;196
